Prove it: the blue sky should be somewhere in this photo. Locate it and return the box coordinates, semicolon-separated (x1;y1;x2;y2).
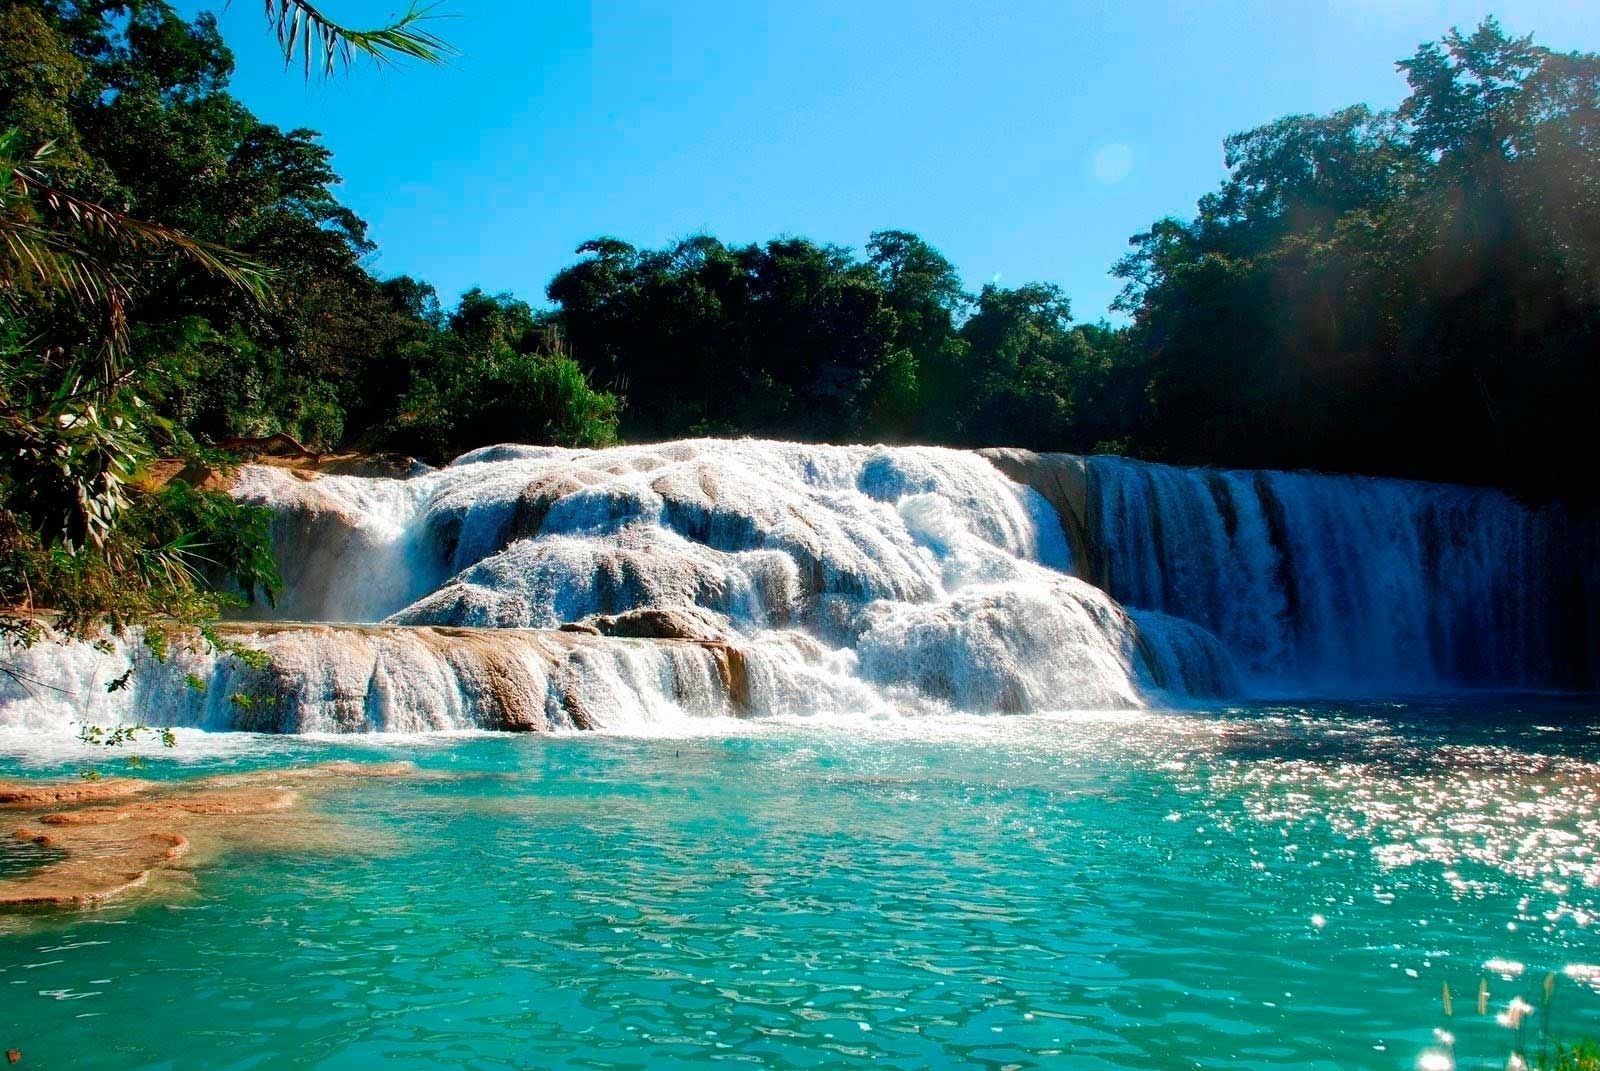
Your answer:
185;0;1597;323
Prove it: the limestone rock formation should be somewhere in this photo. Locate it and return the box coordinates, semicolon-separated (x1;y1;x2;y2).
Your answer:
0;762;421;909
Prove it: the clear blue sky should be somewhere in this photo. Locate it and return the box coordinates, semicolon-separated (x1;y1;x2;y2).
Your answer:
184;0;1596;323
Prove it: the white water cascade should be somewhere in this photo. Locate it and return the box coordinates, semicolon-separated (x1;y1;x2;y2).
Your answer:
5;440;1591;735
1080;456;1599;693
0;441;1234;733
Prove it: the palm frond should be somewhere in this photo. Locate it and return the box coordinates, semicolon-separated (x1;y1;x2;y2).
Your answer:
0;214;131;348
1;128;268;363
13;171;270;303
264;1;454;79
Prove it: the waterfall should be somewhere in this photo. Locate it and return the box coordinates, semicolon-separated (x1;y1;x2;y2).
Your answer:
8;440;1587;736
229;466;445;623
2;441;1236;733
1080;456;1598;693
0;624;858;733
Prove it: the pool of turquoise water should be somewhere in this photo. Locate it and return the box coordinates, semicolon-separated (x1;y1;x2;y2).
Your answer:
1;700;1598;1069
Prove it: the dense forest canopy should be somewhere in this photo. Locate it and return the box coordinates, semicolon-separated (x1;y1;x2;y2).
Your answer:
1112;21;1600;497
544;18;1600;498
1;4;1597;646
545;233;1141;451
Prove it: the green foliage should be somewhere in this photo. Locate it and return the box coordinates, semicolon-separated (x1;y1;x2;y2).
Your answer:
1433;974;1600;1071
1542;1041;1600;1071
78;723;177;750
75;721;178;779
538;16;1600;480
546;231;1142;450
0;304;281;646
1113;17;1600;495
290;380;345;450
0;125;267;361
379;287;620;459
0;0;300;667
265;1;454;79
0;0;471;677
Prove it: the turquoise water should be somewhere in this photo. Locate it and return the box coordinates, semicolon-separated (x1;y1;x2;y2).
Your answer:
2;700;1598;1069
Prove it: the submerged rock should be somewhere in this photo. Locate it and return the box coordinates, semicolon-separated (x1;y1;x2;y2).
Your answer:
0;779;149;808
0;762;419;910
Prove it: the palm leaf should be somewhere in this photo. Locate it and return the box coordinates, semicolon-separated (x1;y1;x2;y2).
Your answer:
16;172;269;303
263;1;454;78
0;129;268;361
0;213;130;345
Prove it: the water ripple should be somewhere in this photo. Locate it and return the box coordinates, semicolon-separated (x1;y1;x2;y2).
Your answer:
0;700;1597;1068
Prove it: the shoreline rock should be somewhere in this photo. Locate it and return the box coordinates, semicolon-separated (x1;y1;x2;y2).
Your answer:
0;762;422;911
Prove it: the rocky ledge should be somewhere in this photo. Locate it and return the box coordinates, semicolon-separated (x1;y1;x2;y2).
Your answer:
0;762;419;909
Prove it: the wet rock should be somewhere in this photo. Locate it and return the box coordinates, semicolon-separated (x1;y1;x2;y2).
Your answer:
979;448;1091;577
509;472;592;540
0;779;149;808
581;607;731;643
0;762;431;911
0;827;187;907
706;643;752;713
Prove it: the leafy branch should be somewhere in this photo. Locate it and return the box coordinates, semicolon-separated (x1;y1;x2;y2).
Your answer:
76;722;177;779
263;1;455;79
0;131;269;365
79;723;177;750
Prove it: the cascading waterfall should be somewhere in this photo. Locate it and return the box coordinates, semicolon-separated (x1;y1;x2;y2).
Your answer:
376;441;1234;712
4;440;1591;735
229;466;445;623
1080;456;1598;693
1;441;1233;733
0;624;785;734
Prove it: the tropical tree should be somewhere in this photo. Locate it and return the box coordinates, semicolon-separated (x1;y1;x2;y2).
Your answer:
0;0;452;666
1113;17;1600;495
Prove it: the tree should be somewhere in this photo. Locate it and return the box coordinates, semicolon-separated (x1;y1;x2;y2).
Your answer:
1113;18;1600;495
0;0;453;667
381;289;619;460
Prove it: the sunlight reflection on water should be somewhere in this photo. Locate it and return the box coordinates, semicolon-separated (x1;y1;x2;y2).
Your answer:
0;698;1596;1069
